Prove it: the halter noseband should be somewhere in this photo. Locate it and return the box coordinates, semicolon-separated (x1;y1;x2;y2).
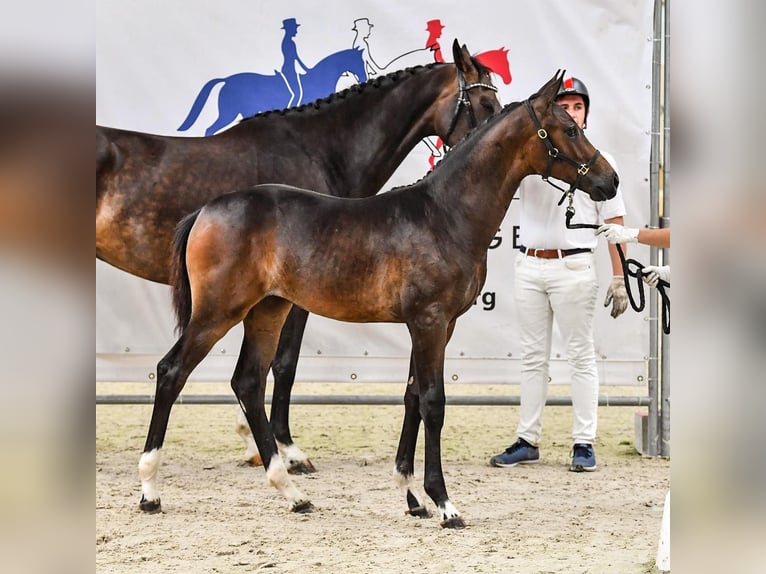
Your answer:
444;68;498;145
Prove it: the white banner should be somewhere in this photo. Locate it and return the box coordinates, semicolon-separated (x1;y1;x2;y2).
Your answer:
97;0;655;384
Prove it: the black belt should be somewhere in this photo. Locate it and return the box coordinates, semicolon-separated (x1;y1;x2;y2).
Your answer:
520;246;593;259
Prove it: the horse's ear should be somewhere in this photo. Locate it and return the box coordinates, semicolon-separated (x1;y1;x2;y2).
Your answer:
452;39;471;73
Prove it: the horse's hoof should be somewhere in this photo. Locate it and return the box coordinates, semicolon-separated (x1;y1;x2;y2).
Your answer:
139;496;162;514
405;506;432;519
440;516;466;529
291;500;314;514
237;455;263;468
287;460;317;475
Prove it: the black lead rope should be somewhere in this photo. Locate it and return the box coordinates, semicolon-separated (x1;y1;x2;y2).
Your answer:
563;191;670;334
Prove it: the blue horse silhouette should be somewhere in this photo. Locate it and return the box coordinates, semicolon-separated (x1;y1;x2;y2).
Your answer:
178;48;367;136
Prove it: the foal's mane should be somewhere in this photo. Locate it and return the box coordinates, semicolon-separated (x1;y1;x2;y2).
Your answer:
387;99;525;193
237;55;492;124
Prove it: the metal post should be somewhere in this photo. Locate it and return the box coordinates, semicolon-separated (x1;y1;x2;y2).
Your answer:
645;0;664;456
660;0;671;457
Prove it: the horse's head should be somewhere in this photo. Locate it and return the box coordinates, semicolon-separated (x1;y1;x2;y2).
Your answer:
435;39;502;147
524;71;618;201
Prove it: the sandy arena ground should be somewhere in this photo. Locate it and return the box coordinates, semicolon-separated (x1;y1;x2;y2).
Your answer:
97;382;669;573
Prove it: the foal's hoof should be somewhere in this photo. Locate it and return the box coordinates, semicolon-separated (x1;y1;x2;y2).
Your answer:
405;506;432;519
440;516;466;529
291;500;315;514
139;496;162;514
287;460;317;475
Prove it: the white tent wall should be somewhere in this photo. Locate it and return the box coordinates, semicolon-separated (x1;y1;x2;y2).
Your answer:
97;0;655;385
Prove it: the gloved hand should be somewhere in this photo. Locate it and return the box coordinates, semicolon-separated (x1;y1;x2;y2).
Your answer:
642;265;670;287
603;276;628;318
596;223;639;244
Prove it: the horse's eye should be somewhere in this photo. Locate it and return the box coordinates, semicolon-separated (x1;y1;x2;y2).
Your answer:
566;127;578;138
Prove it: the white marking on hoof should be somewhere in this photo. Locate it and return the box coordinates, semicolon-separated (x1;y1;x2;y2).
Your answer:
393;465;412;495
138;448;162;504
235;408;260;462
278;441;309;469
266;453;309;508
439;500;461;521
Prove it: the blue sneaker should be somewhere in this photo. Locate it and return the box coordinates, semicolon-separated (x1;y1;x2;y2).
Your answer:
570;443;597;472
489;438;539;467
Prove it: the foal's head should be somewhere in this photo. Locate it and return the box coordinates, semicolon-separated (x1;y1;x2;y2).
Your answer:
524;71;619;201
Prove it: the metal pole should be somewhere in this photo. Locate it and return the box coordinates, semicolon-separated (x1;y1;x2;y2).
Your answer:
660;0;671;457
646;0;664;456
96;394;654;407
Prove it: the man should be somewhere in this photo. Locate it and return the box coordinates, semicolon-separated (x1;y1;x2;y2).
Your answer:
489;77;629;472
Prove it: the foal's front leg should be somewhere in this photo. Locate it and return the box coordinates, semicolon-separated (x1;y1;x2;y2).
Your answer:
394;354;431;518
409;319;464;528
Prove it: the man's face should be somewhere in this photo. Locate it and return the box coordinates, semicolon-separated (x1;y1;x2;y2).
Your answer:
555;94;587;129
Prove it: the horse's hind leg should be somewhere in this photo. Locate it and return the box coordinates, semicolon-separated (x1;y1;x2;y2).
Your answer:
394;353;431;518
139;315;238;513
232;299;312;513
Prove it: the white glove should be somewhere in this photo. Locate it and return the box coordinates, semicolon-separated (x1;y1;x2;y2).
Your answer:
603;276;628;318
642;265;670;287
597;223;639;244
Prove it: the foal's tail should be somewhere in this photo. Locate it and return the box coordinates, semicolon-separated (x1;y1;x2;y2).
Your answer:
177;78;225;132
170;209;201;334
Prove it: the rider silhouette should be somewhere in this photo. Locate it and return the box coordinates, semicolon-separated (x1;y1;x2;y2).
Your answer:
280;18;309;107
352;18;385;77
425;19;445;63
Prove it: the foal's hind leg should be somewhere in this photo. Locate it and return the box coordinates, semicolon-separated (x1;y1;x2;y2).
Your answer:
139;315;239;513
236;307;315;473
270;306;315;473
235;306;315;473
232;299;312;513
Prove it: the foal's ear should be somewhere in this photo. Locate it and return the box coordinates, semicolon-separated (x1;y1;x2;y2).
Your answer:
452;39;472;73
539;69;565;104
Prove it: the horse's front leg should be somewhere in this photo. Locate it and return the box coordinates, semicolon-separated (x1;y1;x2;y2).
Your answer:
233;303;312;513
394;353;431;518
409;316;464;529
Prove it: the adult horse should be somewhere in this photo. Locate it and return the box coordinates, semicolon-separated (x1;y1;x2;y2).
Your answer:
177;47;368;136
138;71;618;528
97;39;500;468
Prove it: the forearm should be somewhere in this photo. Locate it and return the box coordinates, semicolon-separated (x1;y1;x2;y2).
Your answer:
637;227;670;248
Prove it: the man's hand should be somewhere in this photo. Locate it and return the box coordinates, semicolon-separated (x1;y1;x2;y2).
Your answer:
642;265;670;287
603;276;628;318
597;223;639;244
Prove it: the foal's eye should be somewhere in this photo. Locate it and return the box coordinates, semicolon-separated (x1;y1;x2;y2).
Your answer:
566;126;578;138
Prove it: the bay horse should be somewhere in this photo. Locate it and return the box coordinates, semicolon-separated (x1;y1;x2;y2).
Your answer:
139;71;618;528
97;39;501;470
177;47;368;135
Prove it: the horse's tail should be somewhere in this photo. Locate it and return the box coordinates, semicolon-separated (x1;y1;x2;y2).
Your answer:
177;78;226;132
170;209;201;333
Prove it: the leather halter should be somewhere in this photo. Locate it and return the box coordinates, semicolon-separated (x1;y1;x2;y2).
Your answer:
524;99;601;201
443;68;498;145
